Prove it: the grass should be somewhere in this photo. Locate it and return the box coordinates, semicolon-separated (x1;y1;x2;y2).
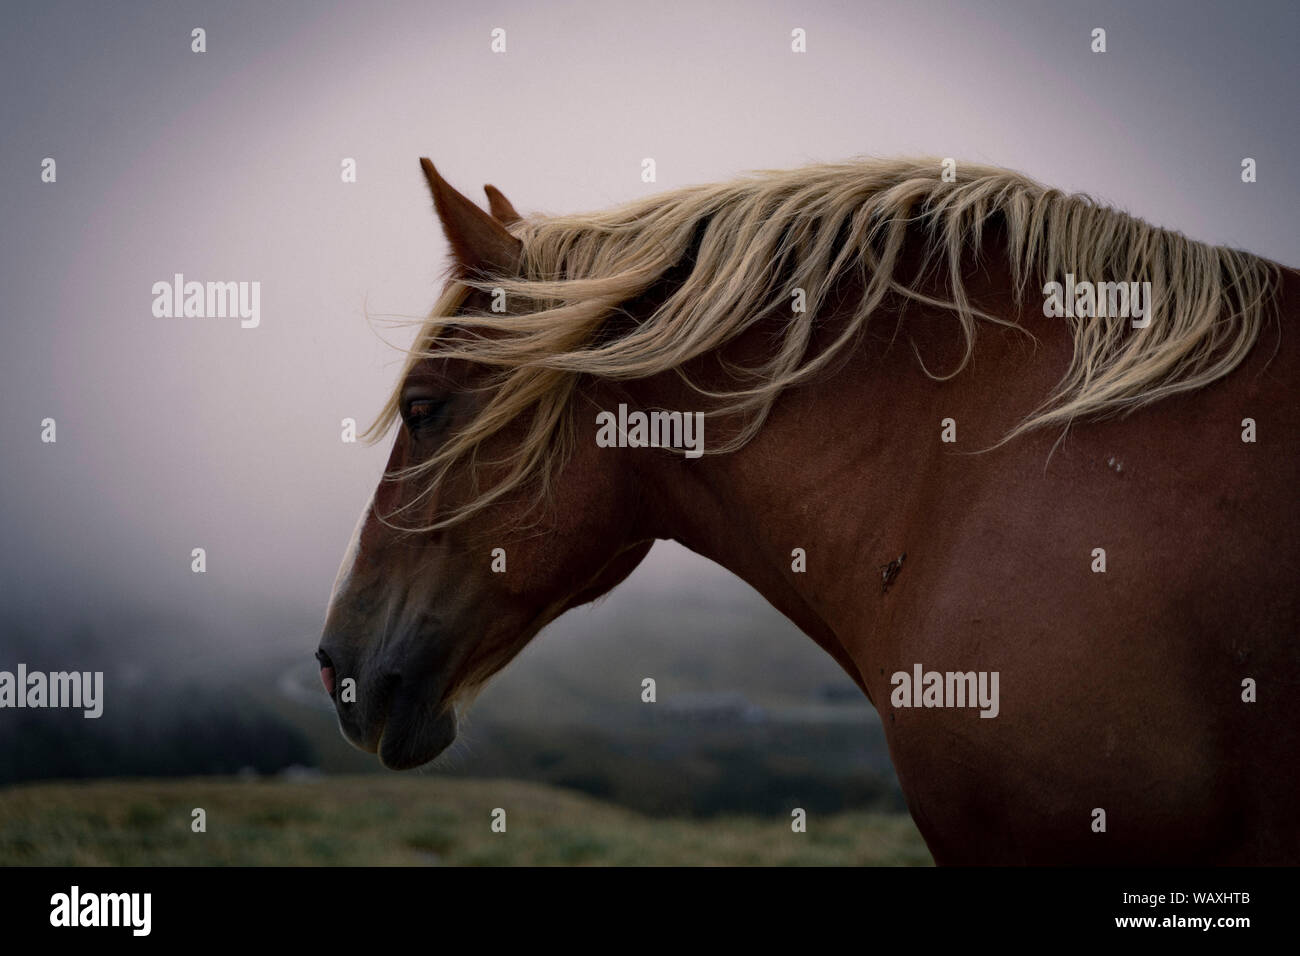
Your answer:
0;775;931;866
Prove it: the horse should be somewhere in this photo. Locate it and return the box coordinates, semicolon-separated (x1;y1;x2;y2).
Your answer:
317;156;1298;864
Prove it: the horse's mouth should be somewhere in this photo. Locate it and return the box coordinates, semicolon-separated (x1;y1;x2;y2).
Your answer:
375;695;458;770
319;624;465;769
325;664;459;769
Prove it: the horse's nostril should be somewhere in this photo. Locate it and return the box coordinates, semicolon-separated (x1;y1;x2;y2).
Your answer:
315;648;336;696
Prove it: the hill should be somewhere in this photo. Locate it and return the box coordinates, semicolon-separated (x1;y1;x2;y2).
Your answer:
0;775;930;866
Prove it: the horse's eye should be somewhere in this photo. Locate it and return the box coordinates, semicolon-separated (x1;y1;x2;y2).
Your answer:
404;398;445;432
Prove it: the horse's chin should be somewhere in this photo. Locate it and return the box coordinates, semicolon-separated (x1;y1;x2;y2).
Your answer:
377;705;458;770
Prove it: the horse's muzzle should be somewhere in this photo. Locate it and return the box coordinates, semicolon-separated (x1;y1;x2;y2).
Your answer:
314;638;458;769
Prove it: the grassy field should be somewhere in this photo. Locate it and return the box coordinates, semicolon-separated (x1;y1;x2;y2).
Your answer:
0;775;930;866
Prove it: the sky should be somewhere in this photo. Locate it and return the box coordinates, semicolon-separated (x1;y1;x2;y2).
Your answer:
1;0;1295;658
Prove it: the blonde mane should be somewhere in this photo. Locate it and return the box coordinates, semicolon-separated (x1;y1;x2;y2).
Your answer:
367;158;1280;530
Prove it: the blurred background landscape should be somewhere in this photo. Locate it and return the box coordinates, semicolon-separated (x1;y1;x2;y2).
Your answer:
0;547;924;865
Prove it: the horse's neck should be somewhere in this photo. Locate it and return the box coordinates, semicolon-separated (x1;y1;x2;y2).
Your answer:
629;257;1067;685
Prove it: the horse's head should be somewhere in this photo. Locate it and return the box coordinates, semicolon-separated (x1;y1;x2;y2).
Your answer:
317;160;654;769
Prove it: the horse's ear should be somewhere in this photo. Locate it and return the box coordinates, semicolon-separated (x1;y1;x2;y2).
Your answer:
420;158;522;276
483;184;521;226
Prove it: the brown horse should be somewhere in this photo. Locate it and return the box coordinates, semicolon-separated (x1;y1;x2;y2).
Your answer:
318;157;1298;864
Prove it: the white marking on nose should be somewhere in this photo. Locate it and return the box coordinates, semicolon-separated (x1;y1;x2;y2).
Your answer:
327;495;374;613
